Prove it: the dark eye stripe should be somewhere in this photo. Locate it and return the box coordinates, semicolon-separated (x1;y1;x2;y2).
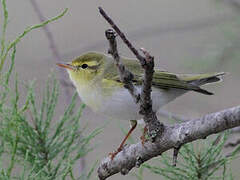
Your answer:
89;65;100;70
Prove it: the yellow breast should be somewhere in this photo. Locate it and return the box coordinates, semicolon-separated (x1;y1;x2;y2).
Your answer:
68;68;122;111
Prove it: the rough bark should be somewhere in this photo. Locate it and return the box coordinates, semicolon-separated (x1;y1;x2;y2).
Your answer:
98;106;240;179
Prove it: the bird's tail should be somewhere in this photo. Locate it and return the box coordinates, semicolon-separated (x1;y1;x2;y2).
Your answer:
189;72;225;86
179;72;225;95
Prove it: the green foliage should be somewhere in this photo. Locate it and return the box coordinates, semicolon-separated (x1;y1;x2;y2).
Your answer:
1;75;101;179
0;0;99;179
142;132;236;180
119;127;237;180
0;74;101;179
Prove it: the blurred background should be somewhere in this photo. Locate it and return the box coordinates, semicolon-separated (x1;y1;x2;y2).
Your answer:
5;0;240;179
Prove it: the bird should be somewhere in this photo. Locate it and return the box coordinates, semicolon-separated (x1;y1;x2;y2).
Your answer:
57;51;225;159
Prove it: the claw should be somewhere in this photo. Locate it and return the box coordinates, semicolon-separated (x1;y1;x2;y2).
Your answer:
109;151;118;160
109;120;137;160
109;146;123;160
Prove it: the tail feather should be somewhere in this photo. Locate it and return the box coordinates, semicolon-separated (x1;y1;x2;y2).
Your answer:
180;72;225;95
194;88;214;95
191;72;225;86
152;71;225;95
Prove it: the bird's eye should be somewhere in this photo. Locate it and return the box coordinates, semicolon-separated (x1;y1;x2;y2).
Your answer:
81;64;88;69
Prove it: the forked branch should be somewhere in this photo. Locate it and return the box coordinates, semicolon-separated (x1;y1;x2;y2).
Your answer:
100;7;163;138
97;7;239;180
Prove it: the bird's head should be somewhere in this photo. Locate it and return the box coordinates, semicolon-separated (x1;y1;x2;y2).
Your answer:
57;52;106;87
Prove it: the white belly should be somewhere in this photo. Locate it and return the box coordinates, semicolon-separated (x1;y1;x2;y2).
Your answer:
78;86;186;120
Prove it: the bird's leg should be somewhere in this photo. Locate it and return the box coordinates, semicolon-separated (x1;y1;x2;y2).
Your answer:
140;125;148;145
109;120;137;160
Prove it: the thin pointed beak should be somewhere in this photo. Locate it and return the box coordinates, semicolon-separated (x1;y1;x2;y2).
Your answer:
56;63;74;70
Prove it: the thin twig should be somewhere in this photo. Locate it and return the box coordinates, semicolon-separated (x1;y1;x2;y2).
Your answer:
99;7;145;67
60;15;234;59
105;29;140;102
173;145;182;166
139;48;154;115
100;8;164;139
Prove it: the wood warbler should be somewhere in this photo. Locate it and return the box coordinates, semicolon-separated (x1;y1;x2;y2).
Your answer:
57;52;224;158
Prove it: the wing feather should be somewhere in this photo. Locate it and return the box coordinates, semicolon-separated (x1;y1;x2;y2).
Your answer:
103;57;223;95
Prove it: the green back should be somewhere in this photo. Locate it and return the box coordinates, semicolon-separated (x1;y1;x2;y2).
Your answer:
104;57;224;95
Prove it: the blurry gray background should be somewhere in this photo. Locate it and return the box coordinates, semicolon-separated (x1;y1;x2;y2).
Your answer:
6;0;240;179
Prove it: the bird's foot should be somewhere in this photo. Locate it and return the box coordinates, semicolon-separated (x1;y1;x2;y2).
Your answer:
109;147;123;160
109;120;137;160
140;135;146;145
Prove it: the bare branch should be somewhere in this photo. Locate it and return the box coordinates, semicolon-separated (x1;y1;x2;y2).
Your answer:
99;7;145;66
100;8;164;139
105;29;140;103
61;15;234;59
98;106;240;179
97;6;239;180
98;7;171;179
173;145;181;166
138;48;154;116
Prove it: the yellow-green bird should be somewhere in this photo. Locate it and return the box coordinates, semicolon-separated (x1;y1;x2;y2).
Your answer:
57;52;224;158
57;52;224;119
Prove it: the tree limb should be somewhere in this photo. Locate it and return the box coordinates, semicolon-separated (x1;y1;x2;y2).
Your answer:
98;106;240;179
97;6;239;180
